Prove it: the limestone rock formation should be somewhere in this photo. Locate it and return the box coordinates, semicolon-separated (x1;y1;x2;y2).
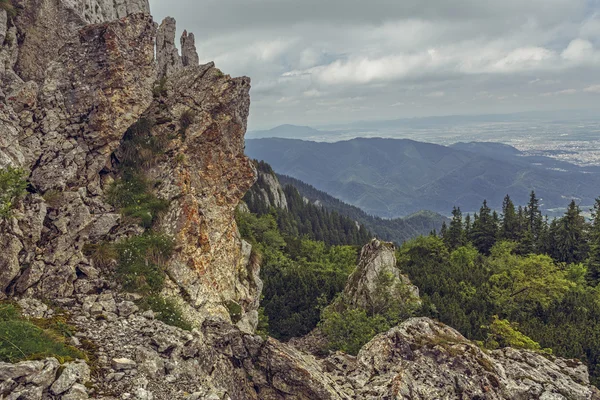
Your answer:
0;1;599;399
342;239;420;312
181;30;199;67
142;60;260;325
12;0;151;82
244;163;289;210
156;16;182;78
156;18;200;78
0;13;156;300
324;317;600;399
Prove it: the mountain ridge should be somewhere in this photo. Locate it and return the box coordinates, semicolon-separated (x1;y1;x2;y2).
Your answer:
246;137;600;218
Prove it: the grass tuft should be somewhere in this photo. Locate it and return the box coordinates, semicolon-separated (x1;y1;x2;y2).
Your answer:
0;303;84;363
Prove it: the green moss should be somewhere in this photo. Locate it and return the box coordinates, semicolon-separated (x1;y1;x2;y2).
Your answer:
0;167;27;219
0;303;84;363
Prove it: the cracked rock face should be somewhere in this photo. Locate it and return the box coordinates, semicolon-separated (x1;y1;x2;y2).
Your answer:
343;239;420;311
0;13;156;299
141;61;260;325
13;0;151;83
322;317;600;400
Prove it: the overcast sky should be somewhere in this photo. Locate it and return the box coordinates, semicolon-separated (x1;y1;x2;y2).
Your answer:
149;0;600;130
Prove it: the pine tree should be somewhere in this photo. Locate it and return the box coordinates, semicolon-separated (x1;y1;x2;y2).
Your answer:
445;207;465;250
501;195;519;241
587;198;600;286
464;214;472;239
549;200;588;264
526;191;544;250
470;200;497;255
440;221;448;242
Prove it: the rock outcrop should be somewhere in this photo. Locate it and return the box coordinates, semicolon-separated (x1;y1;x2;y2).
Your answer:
342;239;420;312
243;162;289;210
156;16;182;78
324;317;599;399
0;358;90;399
181;30;199;67
12;0;151;83
0;13;156;300
156;17;199;78
145;60;260;326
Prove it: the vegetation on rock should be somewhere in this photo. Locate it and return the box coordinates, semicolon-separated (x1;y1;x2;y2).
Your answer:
0;167;27;219
0;303;84;363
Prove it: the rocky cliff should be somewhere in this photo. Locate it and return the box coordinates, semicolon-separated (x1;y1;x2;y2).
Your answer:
243;161;288;211
0;1;599;399
342;239;420;312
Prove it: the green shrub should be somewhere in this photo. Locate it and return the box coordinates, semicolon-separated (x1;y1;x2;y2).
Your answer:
319;307;388;355
152;77;168;98
83;242;118;270
139;295;191;331
119;118;169;169
106;172;169;229
114;233;174;294
179;110;195;134
223;300;243;324
0;166;27;219
0;303;84;363
482;316;550;353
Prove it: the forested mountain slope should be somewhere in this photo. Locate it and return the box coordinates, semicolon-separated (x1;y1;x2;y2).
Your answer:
277;173;447;244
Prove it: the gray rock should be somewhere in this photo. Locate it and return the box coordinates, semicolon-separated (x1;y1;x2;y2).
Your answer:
25;358;60;389
180;30;199;67
134;387;153;400
156;17;182;78
135;346;164;378
342;239;420;311
62;383;89;400
50;361;90;395
112;358;137;371
0;360;44;381
118;301;139;317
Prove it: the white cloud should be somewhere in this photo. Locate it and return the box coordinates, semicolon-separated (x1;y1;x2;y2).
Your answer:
426;91;446;98
584;84;600;93
561;39;596;62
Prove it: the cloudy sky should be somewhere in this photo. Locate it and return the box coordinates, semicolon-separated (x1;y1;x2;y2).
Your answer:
149;0;600;130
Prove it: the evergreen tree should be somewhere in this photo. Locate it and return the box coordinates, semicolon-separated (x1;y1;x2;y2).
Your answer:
549;200;588;264
440;221;448;240
587;198;600;286
464;214;472;239
445;207;465;250
470;200;497;255
501;195;519;241
526;191;544;250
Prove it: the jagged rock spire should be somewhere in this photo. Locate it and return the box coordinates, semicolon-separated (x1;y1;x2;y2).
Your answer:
156;17;183;78
181;30;199;67
157;18;200;78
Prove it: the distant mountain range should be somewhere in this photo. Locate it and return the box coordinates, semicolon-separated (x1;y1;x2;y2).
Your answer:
245;137;600;218
247;124;336;139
